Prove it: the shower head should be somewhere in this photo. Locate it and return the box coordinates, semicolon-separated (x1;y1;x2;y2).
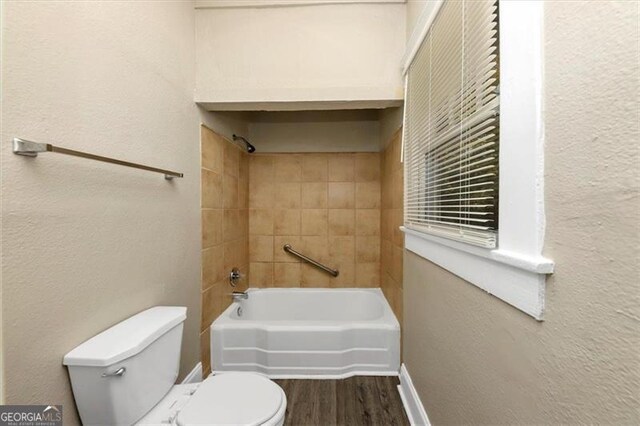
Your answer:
232;134;256;153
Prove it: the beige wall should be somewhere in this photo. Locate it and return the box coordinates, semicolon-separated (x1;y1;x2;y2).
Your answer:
406;0;429;38
380;130;404;323
0;1;241;422
403;2;640;423
195;3;406;110
247;153;382;288
200;126;250;376
248;110;382;152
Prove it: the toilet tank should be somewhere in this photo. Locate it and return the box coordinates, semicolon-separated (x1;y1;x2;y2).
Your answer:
63;306;187;426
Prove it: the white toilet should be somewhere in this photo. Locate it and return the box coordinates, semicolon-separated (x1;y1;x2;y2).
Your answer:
63;306;286;425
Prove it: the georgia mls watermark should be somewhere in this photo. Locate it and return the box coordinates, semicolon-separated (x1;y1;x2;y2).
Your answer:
0;406;62;426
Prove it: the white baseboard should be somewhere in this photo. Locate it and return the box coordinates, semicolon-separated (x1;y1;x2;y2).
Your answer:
181;362;203;384
397;363;431;426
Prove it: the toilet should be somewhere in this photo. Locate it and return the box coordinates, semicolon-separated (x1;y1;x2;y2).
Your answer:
63;306;286;426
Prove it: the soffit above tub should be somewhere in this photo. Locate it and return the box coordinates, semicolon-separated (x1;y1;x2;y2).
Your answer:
195;2;406;111
195;0;406;9
197;98;403;112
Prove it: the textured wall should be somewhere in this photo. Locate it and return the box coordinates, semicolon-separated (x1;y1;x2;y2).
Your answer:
248;153;381;288
1;1;202;422
403;2;640;423
200;126;250;375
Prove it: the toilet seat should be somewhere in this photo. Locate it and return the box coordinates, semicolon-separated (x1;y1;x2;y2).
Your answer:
176;373;286;426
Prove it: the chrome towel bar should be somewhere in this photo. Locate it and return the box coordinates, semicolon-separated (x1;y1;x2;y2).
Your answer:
283;244;339;277
12;138;184;180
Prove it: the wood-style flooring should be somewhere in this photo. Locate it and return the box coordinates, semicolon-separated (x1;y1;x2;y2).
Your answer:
274;376;410;426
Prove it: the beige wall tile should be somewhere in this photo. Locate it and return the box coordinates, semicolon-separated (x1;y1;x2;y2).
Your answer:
250;155;273;182
392;208;404;247
202;126;224;174
202;209;223;248
250;262;273;286
202;245;224;291
249;235;274;262
381;239;393;275
301;209;328;236
301;154;328;182
274;182;301;209
249;209;274;235
201;282;223;331
328;236;355;263
356;236;380;263
273;209;301;236
274;263;301;287
272;155;301;182
202;169;223;209
355;153;380;182
201;128;253;374
356;181;381;209
223;209;240;242
274;236;300;262
328;182;355;209
392;168;403;209
332;261;355;287
201;329;211;376
239;209;249;238
328;153;354;182
356;209;380;236
355;262;380;287
300;263;330;287
223;239;242;273
224;144;240;177
244;151;385;293
301;182;328;208
249;181;274;208
238;178;249;209
380;209;392;241
222;175;238;209
328;209;355;236
239;151;249;180
300;236;329;262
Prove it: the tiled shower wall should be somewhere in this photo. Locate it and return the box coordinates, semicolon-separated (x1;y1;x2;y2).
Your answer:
200;128;404;373
200;125;249;375
248;153;382;287
380;130;404;323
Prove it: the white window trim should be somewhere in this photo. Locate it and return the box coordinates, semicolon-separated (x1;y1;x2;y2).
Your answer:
401;0;554;320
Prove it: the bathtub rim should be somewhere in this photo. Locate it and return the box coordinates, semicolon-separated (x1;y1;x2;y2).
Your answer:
211;287;400;331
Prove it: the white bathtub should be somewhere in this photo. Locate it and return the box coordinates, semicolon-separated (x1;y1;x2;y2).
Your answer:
210;288;400;378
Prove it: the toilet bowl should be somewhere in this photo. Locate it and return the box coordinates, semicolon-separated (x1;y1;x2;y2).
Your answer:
63;306;286;426
139;373;286;426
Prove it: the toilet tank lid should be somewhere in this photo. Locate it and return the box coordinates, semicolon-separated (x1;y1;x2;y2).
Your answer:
63;306;187;367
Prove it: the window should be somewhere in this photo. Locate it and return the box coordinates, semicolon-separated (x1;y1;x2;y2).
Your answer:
401;0;554;320
404;0;500;248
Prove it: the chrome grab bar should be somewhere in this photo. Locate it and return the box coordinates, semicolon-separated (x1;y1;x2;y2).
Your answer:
13;138;183;180
283;244;339;277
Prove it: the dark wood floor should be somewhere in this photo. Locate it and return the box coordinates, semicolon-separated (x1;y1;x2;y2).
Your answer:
275;376;410;426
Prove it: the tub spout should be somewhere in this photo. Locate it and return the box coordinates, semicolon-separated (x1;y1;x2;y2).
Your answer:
232;291;248;302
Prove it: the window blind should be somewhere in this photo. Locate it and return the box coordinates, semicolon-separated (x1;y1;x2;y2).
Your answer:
404;0;500;248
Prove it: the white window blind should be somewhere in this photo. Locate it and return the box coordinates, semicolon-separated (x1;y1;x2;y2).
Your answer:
404;0;500;248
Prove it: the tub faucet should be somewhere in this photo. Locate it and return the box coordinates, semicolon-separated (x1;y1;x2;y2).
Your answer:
232;291;248;302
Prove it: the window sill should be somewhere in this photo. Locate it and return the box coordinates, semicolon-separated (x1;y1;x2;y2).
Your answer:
401;226;554;320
